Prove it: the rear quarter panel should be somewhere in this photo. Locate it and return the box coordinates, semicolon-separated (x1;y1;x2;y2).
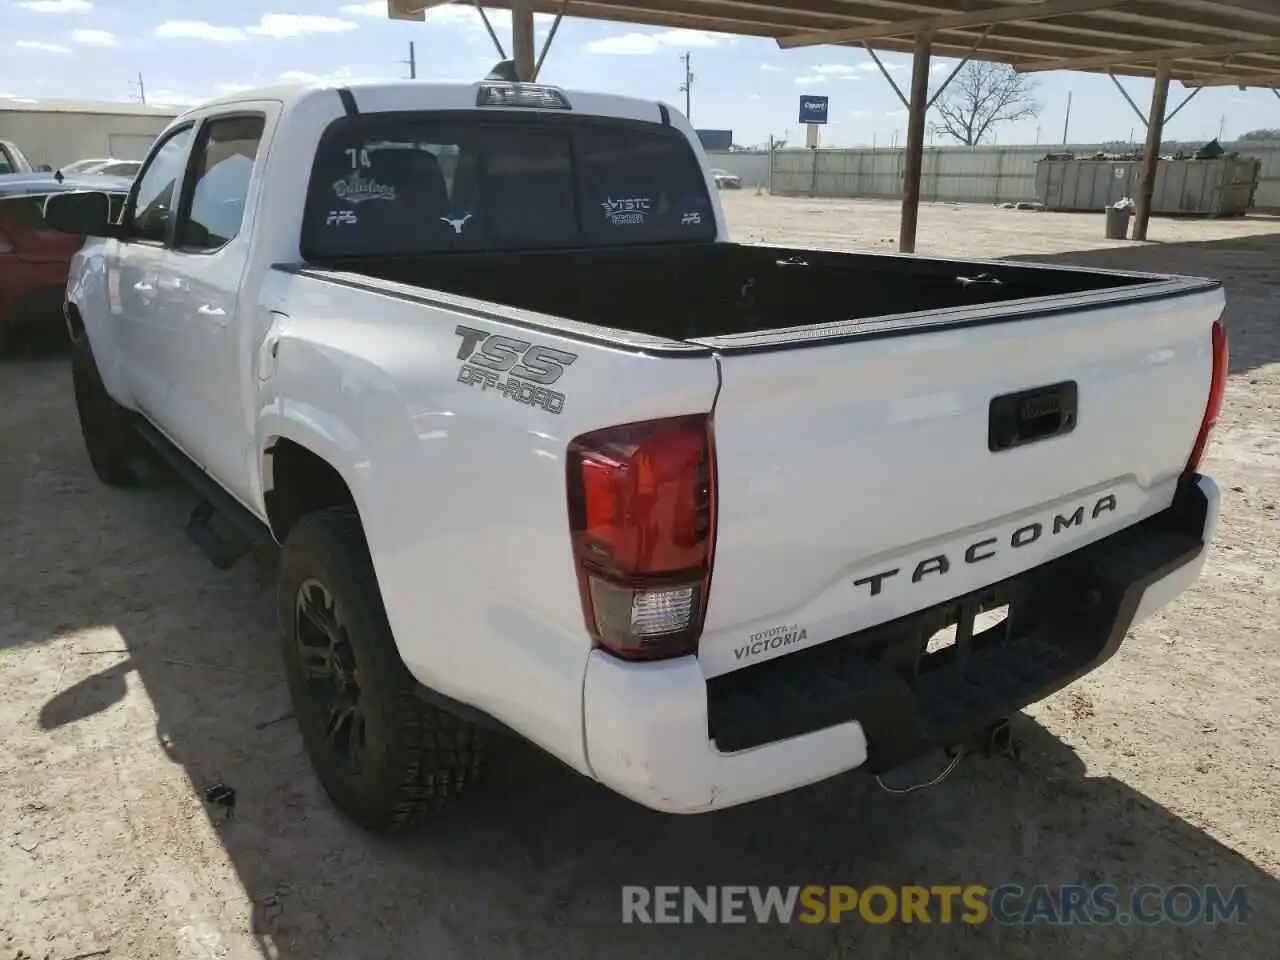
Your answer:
257;270;720;772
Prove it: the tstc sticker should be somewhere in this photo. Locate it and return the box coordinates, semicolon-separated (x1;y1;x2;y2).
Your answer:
601;196;650;225
326;210;358;226
440;213;473;235
332;173;396;204
680;212;701;225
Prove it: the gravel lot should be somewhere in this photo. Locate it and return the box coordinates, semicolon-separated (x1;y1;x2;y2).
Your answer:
2;195;1277;960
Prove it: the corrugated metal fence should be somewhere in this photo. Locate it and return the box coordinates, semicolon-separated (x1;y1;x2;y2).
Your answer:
708;141;1280;211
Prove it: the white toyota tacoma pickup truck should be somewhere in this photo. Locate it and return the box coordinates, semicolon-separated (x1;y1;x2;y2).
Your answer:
45;70;1227;832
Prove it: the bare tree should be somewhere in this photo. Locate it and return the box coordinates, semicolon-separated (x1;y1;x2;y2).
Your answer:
931;62;1040;146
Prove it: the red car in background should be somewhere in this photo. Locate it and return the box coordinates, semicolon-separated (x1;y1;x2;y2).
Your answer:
0;173;130;354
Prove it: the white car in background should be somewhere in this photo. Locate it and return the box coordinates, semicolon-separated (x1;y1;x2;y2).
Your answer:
710;167;741;189
58;158;143;179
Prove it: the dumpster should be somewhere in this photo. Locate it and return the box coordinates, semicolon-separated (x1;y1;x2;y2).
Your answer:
1036;154;1262;215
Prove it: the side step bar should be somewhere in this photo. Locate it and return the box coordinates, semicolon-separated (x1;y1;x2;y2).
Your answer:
134;420;274;570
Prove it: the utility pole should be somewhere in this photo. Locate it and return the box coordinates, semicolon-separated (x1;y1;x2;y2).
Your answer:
398;41;417;79
1061;90;1072;145
678;51;693;121
129;71;146;105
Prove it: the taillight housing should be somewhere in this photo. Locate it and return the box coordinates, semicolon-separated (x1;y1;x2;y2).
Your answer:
1185;318;1228;475
566;414;717;661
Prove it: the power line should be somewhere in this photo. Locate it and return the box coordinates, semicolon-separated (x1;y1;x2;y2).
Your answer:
129;71;146;105
678;51;693;121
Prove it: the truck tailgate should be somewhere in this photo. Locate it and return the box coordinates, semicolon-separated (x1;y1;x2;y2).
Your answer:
695;283;1223;678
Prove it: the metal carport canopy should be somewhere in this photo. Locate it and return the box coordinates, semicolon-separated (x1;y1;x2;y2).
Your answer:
391;0;1280;249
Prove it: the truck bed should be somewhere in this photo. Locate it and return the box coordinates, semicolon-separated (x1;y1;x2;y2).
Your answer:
289;239;1223;682
307;241;1193;343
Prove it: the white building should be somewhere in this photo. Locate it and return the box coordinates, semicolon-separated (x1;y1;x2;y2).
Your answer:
0;97;179;170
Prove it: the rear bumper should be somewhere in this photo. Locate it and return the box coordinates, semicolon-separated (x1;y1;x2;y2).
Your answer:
582;474;1219;814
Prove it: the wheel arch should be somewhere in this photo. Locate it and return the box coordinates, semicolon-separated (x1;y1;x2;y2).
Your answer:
262;434;365;544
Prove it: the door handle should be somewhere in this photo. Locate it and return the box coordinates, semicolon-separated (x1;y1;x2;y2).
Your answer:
197;305;226;318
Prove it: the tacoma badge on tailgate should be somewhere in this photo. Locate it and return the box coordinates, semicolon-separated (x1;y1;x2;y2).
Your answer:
853;492;1118;597
454;324;578;415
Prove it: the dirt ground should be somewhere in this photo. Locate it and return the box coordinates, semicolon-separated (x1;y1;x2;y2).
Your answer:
2;196;1278;960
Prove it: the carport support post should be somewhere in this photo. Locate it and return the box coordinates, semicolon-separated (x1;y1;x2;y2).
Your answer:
899;32;932;254
512;0;537;81
1133;59;1171;242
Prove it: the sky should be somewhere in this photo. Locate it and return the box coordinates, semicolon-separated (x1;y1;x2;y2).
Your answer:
3;0;1278;149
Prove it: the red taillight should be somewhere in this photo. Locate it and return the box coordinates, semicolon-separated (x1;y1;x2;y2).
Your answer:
566;414;717;661
1185;318;1228;475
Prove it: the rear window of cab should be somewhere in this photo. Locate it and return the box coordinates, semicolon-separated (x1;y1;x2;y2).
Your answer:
301;113;717;259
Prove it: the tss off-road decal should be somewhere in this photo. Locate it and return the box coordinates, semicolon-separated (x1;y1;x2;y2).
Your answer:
454;325;578;415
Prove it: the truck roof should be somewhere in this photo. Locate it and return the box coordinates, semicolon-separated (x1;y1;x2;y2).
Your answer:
181;79;673;127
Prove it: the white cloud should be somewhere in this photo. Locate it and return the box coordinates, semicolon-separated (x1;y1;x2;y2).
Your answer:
278;66;402;85
586;28;720;55
154;21;247;42
339;1;382;13
146;89;201;107
246;14;358;38
19;0;92;11
858;61;902;72
760;63;784;73
749;93;761;100
806;65;861;82
796;73;846;86
154;14;358;42
70;28;115;45
15;39;72;52
278;66;354;84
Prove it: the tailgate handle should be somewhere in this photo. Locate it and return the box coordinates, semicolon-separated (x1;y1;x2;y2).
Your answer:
988;381;1077;452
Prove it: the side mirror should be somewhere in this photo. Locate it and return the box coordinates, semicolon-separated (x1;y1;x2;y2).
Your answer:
43;190;114;237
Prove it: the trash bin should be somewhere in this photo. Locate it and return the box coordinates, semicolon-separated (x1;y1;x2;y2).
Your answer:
1104;204;1132;240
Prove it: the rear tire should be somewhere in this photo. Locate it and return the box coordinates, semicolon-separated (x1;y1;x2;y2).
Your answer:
69;336;140;487
278;507;485;832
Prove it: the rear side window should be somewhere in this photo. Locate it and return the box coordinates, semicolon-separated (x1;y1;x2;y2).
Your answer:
178;114;265;251
302;114;716;259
